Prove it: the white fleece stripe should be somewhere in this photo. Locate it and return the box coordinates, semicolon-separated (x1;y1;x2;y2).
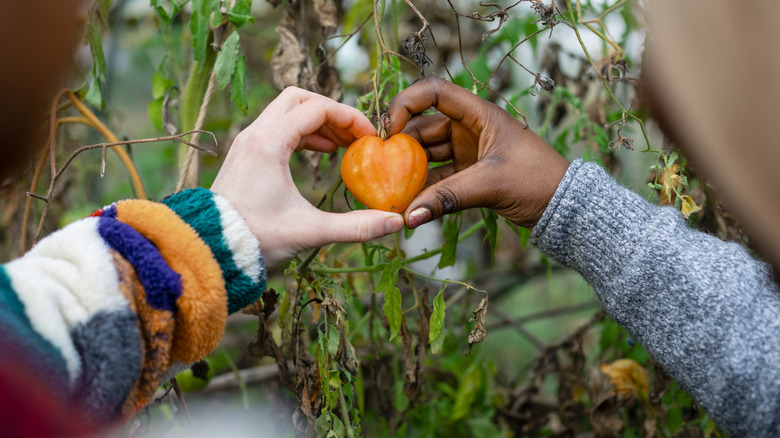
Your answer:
6;217;128;386
213;194;262;283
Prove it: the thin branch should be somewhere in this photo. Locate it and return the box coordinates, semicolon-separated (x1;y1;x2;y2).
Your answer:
314;11;374;74
31;131;217;244
66;91;149;198
489;306;544;349
444;0;527;125
169;377;195;432
21;116;95;253
487;301;600;331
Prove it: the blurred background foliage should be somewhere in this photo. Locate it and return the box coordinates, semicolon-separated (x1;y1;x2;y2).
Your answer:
1;0;738;437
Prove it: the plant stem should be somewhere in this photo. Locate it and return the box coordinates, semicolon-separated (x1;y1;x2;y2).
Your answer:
338;385;356;438
406;219;486;264
565;0;657;153
179;47;218;184
67;92;147;198
402;267;487;294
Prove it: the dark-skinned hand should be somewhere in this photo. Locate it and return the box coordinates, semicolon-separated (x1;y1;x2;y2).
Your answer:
386;76;570;229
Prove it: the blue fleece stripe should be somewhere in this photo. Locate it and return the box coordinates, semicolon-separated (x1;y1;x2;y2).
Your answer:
102;204;117;219
0;266;69;398
97;217;182;312
162;188;265;314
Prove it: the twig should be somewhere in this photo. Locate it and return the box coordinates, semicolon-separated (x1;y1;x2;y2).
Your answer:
489;306;544;349
66;91;149;198
169;377;195;432
487;301;600;331
564;0;656;152
444;0;527;125
30;131;217;244
298;176;344;275
21;116;95;253
313;12;374;74
402;266;487;294
373;0;422;75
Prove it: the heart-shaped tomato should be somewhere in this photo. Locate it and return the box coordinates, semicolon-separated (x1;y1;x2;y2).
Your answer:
341;133;428;213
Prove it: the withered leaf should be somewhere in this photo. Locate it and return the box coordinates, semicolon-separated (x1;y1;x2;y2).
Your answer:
466;296;488;356
680;195;702;219
600;358;649;404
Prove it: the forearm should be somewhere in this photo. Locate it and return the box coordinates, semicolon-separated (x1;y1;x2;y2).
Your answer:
532;159;780;437
0;188;266;425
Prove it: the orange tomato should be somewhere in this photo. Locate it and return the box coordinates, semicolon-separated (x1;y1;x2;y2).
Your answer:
341;133;428;213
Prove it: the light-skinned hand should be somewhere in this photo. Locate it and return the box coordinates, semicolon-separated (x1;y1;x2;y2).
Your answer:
211;87;404;267
387;76;570;229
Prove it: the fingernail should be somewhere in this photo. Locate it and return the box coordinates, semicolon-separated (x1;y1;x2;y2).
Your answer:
408;207;431;229
385;216;403;234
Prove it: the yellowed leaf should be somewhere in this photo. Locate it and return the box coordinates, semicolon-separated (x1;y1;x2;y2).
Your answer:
680;195;702;219
659;163;681;205
600;358;648;403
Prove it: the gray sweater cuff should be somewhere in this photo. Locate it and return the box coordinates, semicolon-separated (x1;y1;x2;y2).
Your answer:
531;159;654;290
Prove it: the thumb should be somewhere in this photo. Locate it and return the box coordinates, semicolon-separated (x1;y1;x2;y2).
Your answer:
313;210;404;245
404;163;493;228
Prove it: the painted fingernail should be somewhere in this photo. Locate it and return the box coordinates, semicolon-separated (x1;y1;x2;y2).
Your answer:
408;207;431;229
385;216;403;234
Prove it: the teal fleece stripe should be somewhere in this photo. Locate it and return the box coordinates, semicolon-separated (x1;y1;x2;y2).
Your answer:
162;188;264;313
0;266;69;398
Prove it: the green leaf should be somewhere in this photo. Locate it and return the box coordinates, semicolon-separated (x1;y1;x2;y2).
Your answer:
152;72;174;100
451;364;482;421
151;0;171;24
429;287;446;342
431;330;445;355
668;150;679;166
231;55;248;115
228;0;255;29
438;213;461;269
315;412;331;438
480;209;498;257
378;259;404;341
85;78;104;108
189;6;210;68
215;31;240;89
666;407;683;433
86;14;106;81
148;97;164;130
227;11;255;28
329;414;345;438
98;0;113;24
429;287;446;355
327;324;340;356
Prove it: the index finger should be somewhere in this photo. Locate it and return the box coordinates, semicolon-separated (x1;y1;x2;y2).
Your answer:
387;76;485;135
254;87;376;139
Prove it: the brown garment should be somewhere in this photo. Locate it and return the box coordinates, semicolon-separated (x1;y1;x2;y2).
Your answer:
646;0;780;271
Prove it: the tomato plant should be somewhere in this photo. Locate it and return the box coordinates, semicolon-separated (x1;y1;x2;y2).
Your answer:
341;134;427;213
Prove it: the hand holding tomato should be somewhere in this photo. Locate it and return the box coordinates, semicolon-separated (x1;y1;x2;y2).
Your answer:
387;76;570;229
211;87;404;267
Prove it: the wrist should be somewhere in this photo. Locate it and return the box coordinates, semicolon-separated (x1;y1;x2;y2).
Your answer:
162;188;267;314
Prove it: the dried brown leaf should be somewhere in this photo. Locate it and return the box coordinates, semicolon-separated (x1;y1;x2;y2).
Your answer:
466;296;488;356
313;0;338;30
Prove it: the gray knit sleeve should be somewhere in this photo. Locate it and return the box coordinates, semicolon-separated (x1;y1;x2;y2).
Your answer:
531;159;780;437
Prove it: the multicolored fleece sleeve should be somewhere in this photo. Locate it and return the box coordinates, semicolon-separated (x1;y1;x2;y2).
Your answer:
0;188;266;426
